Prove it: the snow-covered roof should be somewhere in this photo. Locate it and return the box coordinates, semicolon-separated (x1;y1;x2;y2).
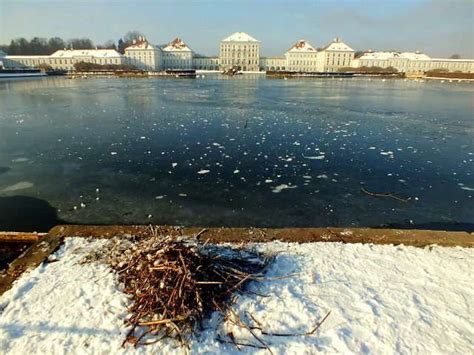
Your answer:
162;38;192;52
431;57;474;63
125;37;155;50
51;49;123;58
221;32;260;43
322;37;354;52
5;55;50;59
399;52;431;60
287;40;317;53
359;51;431;61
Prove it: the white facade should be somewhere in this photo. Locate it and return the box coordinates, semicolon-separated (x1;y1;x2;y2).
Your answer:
124;37;161;70
2;55;49;69
317;37;355;72
0;50;6;68
5;49;123;70
285;39;318;72
220;32;260;71
353;51;474;73
259;57;287;71
161;38;193;70
193;56;219;70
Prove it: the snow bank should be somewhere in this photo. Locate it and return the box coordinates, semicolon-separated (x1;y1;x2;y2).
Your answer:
0;238;472;354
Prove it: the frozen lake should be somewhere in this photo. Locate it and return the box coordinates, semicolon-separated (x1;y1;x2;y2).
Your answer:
0;76;473;231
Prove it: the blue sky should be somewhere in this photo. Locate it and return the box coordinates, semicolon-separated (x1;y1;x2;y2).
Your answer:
1;0;473;57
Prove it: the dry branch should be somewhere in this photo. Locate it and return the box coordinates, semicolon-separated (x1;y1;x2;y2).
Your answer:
361;187;411;202
101;236;270;347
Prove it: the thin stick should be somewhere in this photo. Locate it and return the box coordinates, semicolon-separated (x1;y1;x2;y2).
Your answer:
216;336;267;350
195;281;224;285
138;316;187;326
194;228;208;239
228;308;273;355
250;272;301;281
260;311;331;337
361;187;411;202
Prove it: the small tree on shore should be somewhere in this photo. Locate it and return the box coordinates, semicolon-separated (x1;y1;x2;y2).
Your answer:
73;61;139;71
36;63;53;71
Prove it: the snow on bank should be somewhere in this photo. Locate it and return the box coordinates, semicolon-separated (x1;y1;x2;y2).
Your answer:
0;238;472;354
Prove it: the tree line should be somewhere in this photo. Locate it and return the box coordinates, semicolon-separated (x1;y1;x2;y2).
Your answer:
0;31;144;56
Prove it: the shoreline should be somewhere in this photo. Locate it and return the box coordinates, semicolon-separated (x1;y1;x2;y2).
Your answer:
57;71;474;82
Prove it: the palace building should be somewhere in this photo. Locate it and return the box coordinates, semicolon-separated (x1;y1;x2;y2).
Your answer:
2;32;473;74
352;51;474;73
162;38;193;70
317;37;355;72
285;39;318;72
3;49;124;71
124;36;161;71
219;32;261;71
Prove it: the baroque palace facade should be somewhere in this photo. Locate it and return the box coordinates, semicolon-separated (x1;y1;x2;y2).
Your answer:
1;32;473;73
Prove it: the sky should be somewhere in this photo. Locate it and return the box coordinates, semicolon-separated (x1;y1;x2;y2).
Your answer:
0;0;473;58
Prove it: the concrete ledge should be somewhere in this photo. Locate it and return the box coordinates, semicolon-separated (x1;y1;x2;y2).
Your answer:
48;225;474;248
0;232;45;243
0;234;63;296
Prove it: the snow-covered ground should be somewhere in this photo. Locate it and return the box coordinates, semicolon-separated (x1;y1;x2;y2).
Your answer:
0;238;472;354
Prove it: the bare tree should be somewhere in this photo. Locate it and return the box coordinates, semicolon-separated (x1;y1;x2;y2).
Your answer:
123;31;145;44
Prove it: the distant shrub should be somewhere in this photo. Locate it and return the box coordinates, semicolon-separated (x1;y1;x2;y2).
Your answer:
425;71;474;79
339;66;398;73
73;61;139;71
35;63;53;71
426;68;449;74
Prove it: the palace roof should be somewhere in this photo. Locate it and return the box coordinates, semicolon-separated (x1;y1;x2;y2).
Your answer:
162;38;192;52
359;51;431;61
125;37;155;50
51;49;123;58
221;32;260;42
322;37;354;52
287;40;317;53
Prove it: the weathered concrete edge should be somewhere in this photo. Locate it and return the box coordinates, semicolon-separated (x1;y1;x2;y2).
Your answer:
0;234;63;296
0;232;45;243
48;225;474;248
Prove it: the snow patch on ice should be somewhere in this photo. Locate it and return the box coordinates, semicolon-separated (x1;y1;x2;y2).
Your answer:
1;181;34;192
303;155;325;160
11;158;29;163
272;184;298;193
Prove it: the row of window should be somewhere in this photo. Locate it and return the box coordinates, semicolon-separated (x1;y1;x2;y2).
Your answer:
13;57;121;66
289;60;318;65
362;60;472;70
288;54;317;58
221;53;259;59
265;66;286;70
327;59;350;66
221;59;258;65
221;44;259;50
221;48;258;54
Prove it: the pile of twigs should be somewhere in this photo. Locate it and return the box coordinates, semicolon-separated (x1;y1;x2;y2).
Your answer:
109;236;271;347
